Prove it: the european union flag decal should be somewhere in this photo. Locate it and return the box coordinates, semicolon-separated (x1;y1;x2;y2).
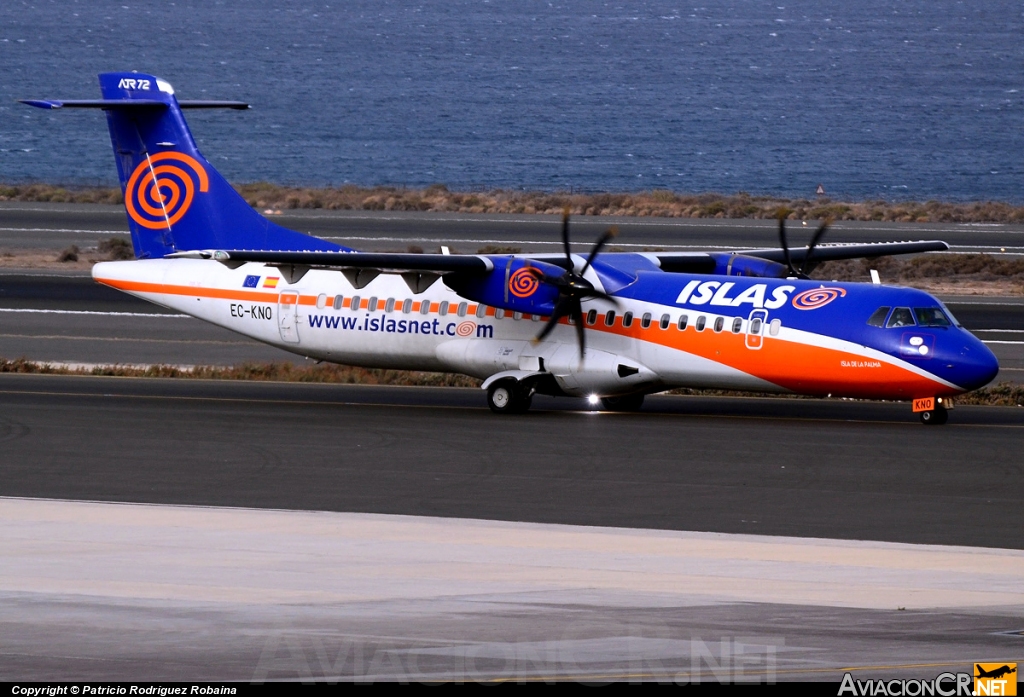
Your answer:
243;275;260;288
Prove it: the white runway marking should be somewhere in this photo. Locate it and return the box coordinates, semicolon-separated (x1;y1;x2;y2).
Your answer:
0;226;127;235
2;497;1021;611
0;308;186;317
0;333;248;345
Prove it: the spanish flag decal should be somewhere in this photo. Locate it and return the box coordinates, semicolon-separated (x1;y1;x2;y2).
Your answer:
263;277;280;289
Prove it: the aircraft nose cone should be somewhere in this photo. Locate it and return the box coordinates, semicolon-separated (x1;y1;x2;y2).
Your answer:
955;338;1000;391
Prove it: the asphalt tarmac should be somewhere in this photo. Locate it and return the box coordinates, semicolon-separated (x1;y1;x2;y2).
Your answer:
1;373;1022;549
2;375;1022;682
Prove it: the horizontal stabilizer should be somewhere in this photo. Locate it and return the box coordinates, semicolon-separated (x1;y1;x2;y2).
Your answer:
18;99;248;110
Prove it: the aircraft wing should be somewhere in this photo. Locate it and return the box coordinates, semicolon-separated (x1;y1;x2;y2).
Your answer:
171;239;948;277
168;249;494;273
654;240;948;272
675;240;947;266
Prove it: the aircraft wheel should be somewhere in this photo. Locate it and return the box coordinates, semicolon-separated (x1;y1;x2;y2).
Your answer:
487;379;532;414
601;394;645;412
919;405;948;426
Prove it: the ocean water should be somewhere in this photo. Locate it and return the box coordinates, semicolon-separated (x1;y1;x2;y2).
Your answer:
0;0;1022;201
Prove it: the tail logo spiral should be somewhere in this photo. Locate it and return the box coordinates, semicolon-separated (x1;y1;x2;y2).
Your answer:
791;287;847;310
125;152;209;230
509;267;540;298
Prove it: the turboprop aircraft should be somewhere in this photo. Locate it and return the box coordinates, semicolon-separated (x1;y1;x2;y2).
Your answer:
20;73;1000;424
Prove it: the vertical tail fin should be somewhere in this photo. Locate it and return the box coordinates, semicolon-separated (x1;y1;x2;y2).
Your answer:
22;72;346;258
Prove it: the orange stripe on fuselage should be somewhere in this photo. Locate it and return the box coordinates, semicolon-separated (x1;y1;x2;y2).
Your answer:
98;277;280;303
593;317;955;398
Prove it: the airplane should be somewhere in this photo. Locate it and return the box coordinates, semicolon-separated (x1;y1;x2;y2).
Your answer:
20;72;1000;425
976;665;1016;680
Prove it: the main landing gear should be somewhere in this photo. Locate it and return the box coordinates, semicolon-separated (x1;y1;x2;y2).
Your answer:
487;378;533;414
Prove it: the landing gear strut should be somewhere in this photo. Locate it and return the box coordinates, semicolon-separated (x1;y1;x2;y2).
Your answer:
487;379;533;414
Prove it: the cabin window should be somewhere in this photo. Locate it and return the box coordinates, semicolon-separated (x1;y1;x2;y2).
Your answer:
457;302;468;317
678;314;688;330
696;316;706;332
641;312;652;328
316;293;327;310
350;295;361;311
385;298;395;313
623;312;634;328
439;301;449;316
496;308;505;319
605;310;616;326
660;314;670;330
419;300;431;315
732;317;743;333
402;298;412;314
914;307;952;327
476;304;487;318
587;309;597;325
769;318;781;336
867;306;891;327
368;297;378;312
567;314;575;325
532;314;540;322
750;317;763;335
714;317;725;332
513;311;523;321
333;295;345;310
886;307;915;328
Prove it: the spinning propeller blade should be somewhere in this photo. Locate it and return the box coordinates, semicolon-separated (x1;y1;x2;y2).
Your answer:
530;210;618;357
777;208;830;280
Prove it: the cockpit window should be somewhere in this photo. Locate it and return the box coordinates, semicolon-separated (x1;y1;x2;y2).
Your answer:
938;301;963;327
867;306;891;327
886;307;915;328
914;307;952;327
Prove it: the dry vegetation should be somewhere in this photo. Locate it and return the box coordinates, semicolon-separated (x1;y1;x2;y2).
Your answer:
0;358;480;387
4;182;1024;223
1;358;1020;406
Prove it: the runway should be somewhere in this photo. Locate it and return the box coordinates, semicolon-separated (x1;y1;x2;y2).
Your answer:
3;201;1024;254
2;205;1023;681
1;375;1023;681
2;374;1023;547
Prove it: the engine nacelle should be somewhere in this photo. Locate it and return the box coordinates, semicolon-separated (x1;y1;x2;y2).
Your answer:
443;257;564;315
708;253;788;278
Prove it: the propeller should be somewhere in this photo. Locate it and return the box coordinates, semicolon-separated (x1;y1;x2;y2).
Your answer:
776;208;831;279
527;208;619;357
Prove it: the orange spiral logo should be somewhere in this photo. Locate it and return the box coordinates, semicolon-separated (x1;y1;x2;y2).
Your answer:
509;267;540;298
125;152;209;230
456;321;477;337
791;287;847;310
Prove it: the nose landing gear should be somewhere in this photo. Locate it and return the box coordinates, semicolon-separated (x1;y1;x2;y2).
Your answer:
915;397;951;426
919;404;948;425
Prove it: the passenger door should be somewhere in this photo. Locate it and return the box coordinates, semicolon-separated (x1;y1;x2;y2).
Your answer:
746;309;767;349
278;291;300;344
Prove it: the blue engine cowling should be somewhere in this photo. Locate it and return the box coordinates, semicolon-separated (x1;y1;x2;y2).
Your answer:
708;253;789;278
444;257;564;315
